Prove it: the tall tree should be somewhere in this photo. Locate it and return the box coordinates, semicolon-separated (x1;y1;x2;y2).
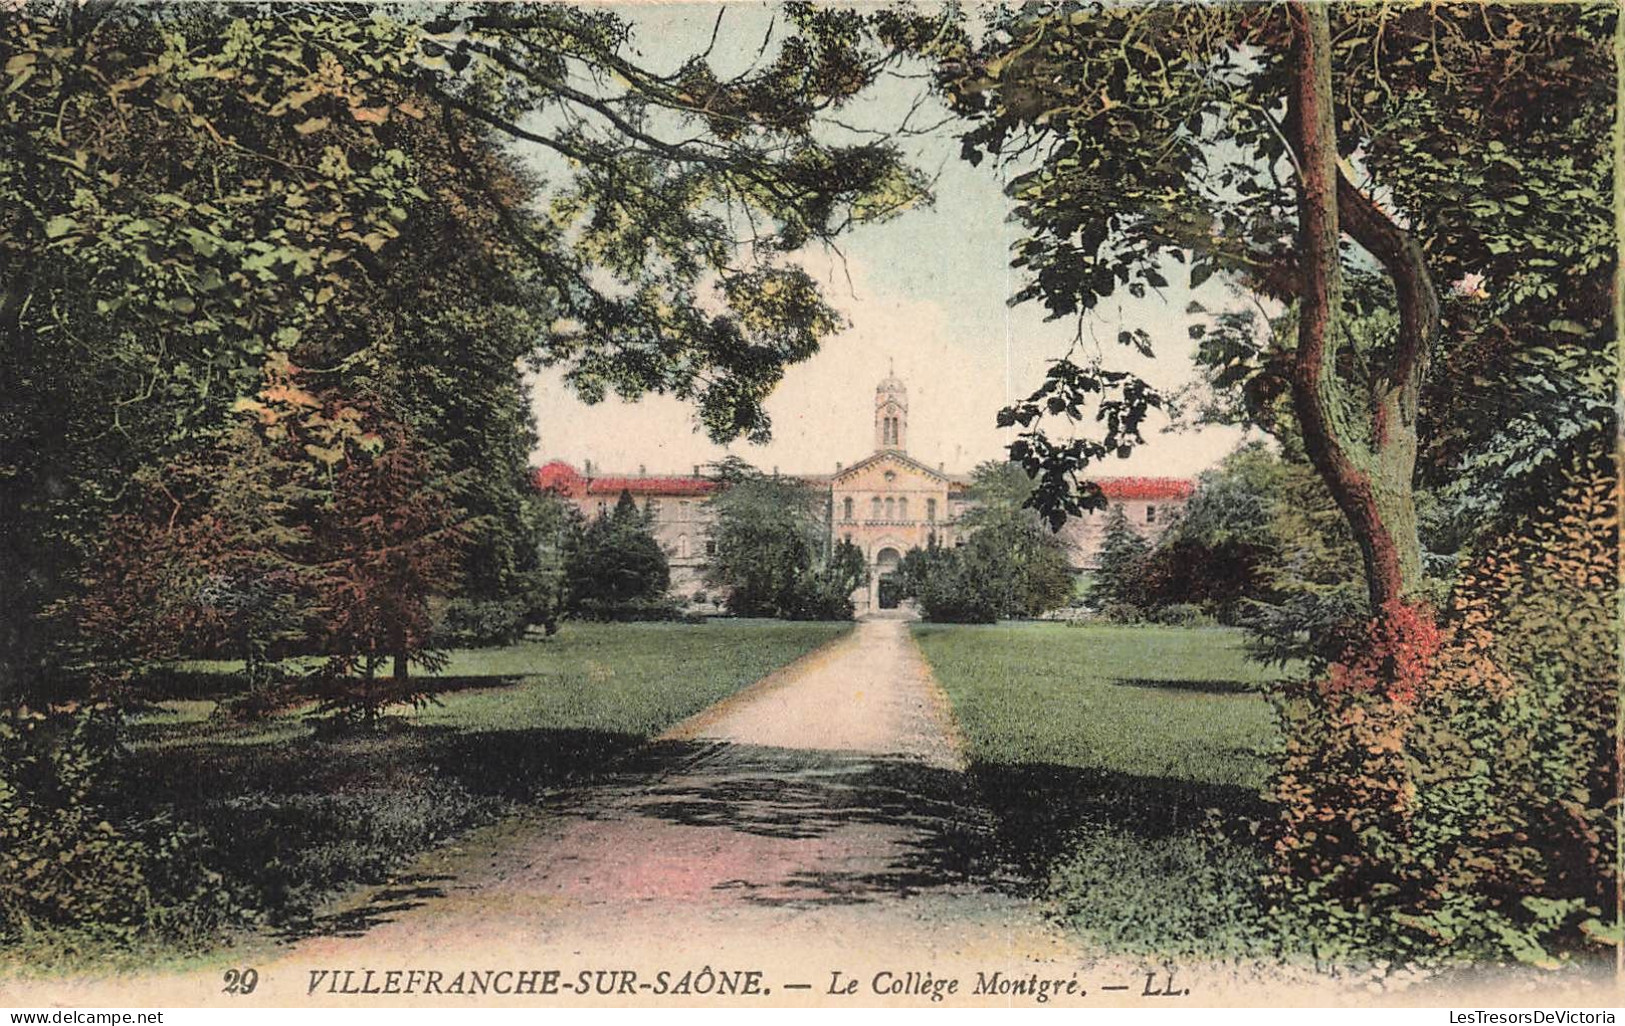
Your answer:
1090;506;1149;614
563;491;671;620
702;468;829;619
1;3;937;699
938;2;1615;631
956;461;1076;617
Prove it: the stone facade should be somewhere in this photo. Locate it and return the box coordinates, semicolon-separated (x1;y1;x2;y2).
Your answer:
534;372;1194;611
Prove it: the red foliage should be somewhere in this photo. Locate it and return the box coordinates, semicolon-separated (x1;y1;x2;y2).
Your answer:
1323;598;1444;704
311;408;467;692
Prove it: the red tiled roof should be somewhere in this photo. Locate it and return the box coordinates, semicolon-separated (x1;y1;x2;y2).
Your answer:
532;461;585;497
532;461;718;498
535;461;1191;502
1092;476;1195;501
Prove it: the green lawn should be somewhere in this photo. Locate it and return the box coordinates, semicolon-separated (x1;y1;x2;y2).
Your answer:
12;620;848;974
911;621;1293;960
415;619;849;735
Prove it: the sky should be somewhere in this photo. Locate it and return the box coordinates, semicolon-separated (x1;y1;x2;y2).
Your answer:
524;3;1255;480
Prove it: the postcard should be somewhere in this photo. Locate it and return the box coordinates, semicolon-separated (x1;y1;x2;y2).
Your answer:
0;0;1618;1011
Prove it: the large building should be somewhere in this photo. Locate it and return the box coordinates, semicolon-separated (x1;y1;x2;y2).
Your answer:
534;372;1193;613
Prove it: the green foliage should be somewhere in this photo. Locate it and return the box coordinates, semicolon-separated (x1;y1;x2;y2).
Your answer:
432;598;535;649
0;708;153;938
905;545;1000;624
1112;442;1373;649
904;463;1075;623
1047;819;1273;960
791;539;869;622
563;491;673;621
1268;449;1619;965
1132;443;1277;623
704;467;863;620
0;707;246;946
936;4;1615;621
1;2;937;703
1089;506;1150;617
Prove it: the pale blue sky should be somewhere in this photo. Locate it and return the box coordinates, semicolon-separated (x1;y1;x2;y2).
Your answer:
527;2;1251;478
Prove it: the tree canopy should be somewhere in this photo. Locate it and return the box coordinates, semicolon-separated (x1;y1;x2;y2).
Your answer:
563;491;671;620
936;1;1616;623
1;2;940;700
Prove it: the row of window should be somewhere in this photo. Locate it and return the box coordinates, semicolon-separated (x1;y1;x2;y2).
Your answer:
1084;503;1160;523
603;497;1156;527
839;496;937;523
592;498;698;519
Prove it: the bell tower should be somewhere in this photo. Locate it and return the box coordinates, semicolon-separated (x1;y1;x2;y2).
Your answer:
874;362;907;453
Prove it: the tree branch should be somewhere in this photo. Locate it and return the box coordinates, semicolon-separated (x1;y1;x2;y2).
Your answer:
1335;167;1439;403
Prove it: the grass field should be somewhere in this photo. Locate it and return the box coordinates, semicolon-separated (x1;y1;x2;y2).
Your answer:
911;621;1292;960
10;620;849;973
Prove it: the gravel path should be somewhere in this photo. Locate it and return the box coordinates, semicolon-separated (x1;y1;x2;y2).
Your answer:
266;618;1088;1002
11;620;1601;1006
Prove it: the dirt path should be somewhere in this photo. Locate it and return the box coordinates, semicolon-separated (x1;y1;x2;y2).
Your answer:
19;620;1583;1006
259;619;1087;1001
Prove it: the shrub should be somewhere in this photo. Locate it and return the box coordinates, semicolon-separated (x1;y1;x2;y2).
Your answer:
1268;450;1619;965
433;597;530;648
783;574;857;621
1396;453;1618;962
0;708;155;939
197;779;498;922
1146;603;1213;627
0;708;246;945
570;595;685;622
910;549;1001;623
1048;819;1275;959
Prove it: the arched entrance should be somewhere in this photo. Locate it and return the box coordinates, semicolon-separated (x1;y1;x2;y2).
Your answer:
875;547;903;609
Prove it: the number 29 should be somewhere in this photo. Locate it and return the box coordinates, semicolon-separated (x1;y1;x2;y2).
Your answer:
222;968;259;995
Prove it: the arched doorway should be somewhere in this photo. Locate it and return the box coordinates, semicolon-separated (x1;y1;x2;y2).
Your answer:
875;547;903;609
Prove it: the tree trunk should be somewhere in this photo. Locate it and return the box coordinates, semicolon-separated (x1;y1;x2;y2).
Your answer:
392;624;409;683
1286;2;1429;614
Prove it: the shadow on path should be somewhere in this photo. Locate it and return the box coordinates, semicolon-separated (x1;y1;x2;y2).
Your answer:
532;739;1010;909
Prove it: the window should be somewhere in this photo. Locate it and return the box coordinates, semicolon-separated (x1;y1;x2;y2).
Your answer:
705;539;716;556
885;497;895;520
843;497;854;521
596;501;608;516
677;534;688;559
679;500;690;519
844;533;853;546
927;531;937;548
871;496;881;519
898;497;908;521
645;498;661;518
1146;504;1157;524
927;498;937;523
